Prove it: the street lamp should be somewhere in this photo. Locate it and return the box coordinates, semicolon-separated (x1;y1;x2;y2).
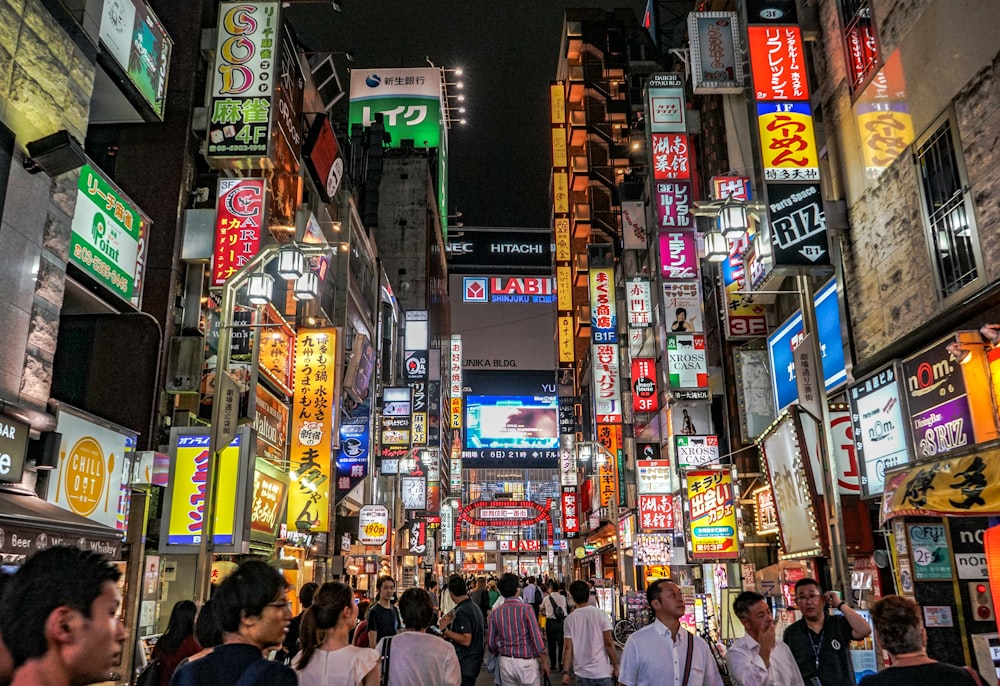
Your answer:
194;241;334;604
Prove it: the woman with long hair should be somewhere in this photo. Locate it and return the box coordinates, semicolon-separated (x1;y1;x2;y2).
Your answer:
294;582;379;686
150;600;200;686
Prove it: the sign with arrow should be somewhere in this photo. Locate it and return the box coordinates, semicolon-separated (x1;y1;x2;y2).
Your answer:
766;183;831;268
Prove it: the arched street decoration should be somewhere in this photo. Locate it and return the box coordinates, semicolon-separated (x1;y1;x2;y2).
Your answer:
457;499;554;545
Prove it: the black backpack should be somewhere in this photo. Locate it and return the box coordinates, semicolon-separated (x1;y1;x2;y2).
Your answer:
549;597;566;623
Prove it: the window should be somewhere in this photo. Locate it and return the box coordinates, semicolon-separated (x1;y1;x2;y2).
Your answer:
914;112;982;300
838;0;880;92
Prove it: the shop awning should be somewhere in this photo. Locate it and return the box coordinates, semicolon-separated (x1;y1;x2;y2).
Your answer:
0;485;123;559
881;444;1000;524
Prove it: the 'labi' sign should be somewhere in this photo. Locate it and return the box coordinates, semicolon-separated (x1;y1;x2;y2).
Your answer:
902;340;972;458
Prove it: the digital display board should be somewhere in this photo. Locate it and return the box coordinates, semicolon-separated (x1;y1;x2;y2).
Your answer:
465;395;559;450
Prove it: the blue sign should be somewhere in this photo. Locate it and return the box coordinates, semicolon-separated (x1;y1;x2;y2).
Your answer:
766;278;847;411
336;417;370;501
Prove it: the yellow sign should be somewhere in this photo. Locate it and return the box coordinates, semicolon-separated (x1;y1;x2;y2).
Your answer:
882;448;1000;523
644;565;672;585
289;328;337;531
167;432;240;545
52;411;129;530
686;469;739;560
557;266;572;312
596;424;621;508
450;397;462;429
757;103;819;181
549;83;565;124
551;127;567;168
553;172;569;214
554;217;571;262
558;316;575;364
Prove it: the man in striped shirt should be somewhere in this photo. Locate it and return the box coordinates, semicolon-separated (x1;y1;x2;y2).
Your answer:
488;573;550;686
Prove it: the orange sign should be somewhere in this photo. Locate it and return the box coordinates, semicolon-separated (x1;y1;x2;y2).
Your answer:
596;423;622;508
288;328;337;531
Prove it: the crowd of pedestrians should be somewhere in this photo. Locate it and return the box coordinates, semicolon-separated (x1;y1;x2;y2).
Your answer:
0;547;991;686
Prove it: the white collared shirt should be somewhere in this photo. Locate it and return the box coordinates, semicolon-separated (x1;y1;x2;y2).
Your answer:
726;632;805;686
618;619;724;686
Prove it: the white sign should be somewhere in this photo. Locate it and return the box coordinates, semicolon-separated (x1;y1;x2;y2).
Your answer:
637;460;673;494
400;476;427;510
675;435;720;467
450;335;463;397
799;408;861;496
560;435;578;487
626;278;652;328
956;553;988;580
848;363;911;499
662;281;704;334
592;343;623;422
358;505;389;546
480;508;529;519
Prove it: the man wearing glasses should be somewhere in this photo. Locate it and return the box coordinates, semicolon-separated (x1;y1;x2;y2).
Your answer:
783;578;871;686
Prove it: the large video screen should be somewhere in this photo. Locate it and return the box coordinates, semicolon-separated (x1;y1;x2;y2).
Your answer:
465;395;559;450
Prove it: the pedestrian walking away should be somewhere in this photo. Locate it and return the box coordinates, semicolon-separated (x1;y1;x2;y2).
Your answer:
726;591;803;686
561;580;617;686
376;588;462;686
438;574;486;686
618;578;723;686
488;573;550;686
541;581;568;672
782;579;871;686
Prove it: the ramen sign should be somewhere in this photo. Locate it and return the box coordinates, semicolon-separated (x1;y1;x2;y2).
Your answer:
359;505;389;546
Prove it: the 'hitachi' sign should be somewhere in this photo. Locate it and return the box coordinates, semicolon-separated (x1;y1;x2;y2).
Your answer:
490;243;544;254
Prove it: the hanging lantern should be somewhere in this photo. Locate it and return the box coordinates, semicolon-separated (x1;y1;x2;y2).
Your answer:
294;271;320;300
246;272;274;305
704;230;729;262
719;203;748;239
276;243;305;280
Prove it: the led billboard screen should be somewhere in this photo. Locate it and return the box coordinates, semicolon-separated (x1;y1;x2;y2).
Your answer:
465;395;559;450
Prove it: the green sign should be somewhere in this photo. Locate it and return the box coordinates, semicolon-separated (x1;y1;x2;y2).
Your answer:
908;523;953;580
69;165;149;305
349;68;444;149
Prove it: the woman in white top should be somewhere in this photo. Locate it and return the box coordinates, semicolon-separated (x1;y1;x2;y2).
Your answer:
295;582;380;686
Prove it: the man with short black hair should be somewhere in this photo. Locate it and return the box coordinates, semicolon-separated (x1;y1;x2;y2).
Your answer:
488;573;549;686
171;560;297;685
0;546;127;686
783;578;870;686
282;581;318;657
727;591;803;686
368;575;401;649
561;580;617;686
438;574;485;686
523;576;541;616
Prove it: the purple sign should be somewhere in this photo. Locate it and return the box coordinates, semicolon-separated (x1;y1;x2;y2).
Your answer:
902;337;973;461
654;181;694;229
911;396;973;460
659;230;699;280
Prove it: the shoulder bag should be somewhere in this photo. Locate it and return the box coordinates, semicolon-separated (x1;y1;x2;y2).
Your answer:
380;636;393;686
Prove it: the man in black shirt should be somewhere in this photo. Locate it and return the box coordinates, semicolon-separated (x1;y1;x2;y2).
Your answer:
438;575;485;686
367;575;401;648
281;581;318;658
783;578;871;686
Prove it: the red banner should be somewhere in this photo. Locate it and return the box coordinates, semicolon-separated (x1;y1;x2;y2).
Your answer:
562;487;579;536
631;357;659;413
748;26;808;101
212;178;266;286
651;133;691;180
639;494;674;531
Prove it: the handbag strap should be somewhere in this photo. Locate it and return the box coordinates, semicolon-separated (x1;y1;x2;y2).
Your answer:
965;666;985;686
680;631;695;686
234;659;276;686
380;636;393;686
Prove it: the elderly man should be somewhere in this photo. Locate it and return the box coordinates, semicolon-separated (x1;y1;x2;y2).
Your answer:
726;591;803;686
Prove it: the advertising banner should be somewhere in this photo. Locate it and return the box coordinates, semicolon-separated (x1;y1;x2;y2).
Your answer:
447;229;553;273
766;183;830;266
645;73;687;132
558;316;574;364
654;181;694;229
666;335;708;389
639;494;674;531
562;486;579;537
253;383;288;464
881;447;1000;522
651;134;690;180
303;113;345;203
589;268;618;344
336;417;369;503
848;362;912;499
759;411;824;558
349;67;443;149
675;435;720;468
659;231;698;280
688;13;744;93
211;178;266;286
757;103;820;182
555;217;571;261
622;200;648;250
626;278;652;328
288;328;337;531
685;469;739;560
560;435;578;487
902;338;974;461
550;82;565;124
50;409;133;531
70;164;150;306
250;459;288;543
748;25;808;101
557;266;573;311
767;278;847;410
163;430;247;547
401;475;427;511
753;485;779;535
799;407;861;495
98;0;172;119
207;2;280;162
592;344;623;423
721;233;768;338
634;533;672;566
637;458;673;494
663;281;703;334
258;308;294;394
358;504;389;546
631;357;659;413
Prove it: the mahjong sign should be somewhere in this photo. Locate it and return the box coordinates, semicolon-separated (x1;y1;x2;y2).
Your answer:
70;164;150;306
349;68;444;149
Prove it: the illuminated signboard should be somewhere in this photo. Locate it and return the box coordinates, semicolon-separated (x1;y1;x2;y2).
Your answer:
675;435;720;468
303;113;345;203
626;278;652;328
654;181;694;229
645;72;686;132
562;486;579;537
0;415;28;484
336;417;369;502
349;67;443;149
848;362;912;499
462;276;555;304
662;281;703;334
635;533;672;566
637;458;673;494
211;178;266;287
651;133;690;180
639;494;674;531
757;103;819;181
207;2;280;162
622;200;648;250
666;335;708;389
631;357;659;413
593;344;623;423
250;459;288;543
748;25;808;101
359;504;388;546
753;485;779;535
289;328;337;531
70;163;151;306
98;0;172;118
464;395;559;451
589;268;618;344
688;13;744;94
765;183;830;266
659;231;698;280
685;468;739;560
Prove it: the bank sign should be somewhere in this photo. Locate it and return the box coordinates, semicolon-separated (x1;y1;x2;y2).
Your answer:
462;276;555;304
70;164;150;306
349;67;443;149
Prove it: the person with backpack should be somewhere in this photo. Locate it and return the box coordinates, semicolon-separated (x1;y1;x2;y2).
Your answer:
541;581;568;672
522;577;541;617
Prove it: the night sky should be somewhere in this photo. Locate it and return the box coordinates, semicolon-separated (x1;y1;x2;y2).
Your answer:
286;2;648;228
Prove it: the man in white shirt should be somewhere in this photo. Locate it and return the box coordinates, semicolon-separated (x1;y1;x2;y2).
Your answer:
618;579;723;686
561;580;617;686
726;591;804;686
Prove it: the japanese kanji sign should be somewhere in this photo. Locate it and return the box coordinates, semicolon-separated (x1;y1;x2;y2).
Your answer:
592;344;622;423
626;278;652;329
589;267;618;344
685;468;739;560
639;494;675;531
757;103;819;181
688;13;744;94
748;25;807;101
637;458;673;494
654;181;694;229
212;178;266;286
651;133;691;180
289;328;337;531
562;486;579;537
